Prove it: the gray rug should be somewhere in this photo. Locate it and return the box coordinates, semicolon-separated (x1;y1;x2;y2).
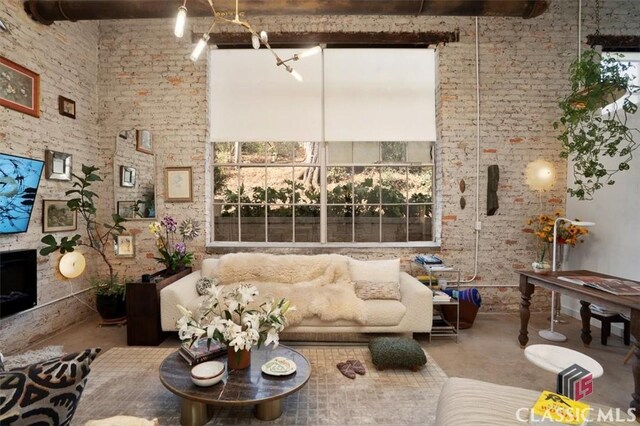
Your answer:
73;346;447;425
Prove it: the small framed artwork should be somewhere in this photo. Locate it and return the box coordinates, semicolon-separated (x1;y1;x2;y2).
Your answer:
136;129;153;154
0;56;40;118
44;150;72;181
120;165;136;187
114;234;135;257
58;96;76;119
165;167;193;202
42;200;77;232
117;201;137;218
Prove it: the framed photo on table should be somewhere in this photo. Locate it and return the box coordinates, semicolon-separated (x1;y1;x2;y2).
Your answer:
44;150;72;181
165;167;192;202
0;56;40;118
42;200;77;232
114;235;135;257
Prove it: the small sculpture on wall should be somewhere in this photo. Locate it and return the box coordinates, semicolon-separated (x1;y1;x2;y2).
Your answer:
487;165;499;216
459;179;466;210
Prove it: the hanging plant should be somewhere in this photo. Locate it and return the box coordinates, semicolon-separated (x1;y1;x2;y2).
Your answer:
554;48;639;200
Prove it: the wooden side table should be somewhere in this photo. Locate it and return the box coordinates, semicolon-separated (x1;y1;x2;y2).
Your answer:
126;268;192;346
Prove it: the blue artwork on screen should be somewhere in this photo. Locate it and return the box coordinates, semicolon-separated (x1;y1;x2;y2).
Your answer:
0;153;44;234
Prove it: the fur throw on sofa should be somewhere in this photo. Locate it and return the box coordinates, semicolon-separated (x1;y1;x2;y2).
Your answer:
207;253;367;325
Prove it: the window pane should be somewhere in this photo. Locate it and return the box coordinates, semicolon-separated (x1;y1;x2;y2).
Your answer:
293;169;320;204
327;142;353;164
380;167;407;203
214;209;238;241
327;206;352;242
241;214;265;242
327;167;352;204
296;142;321;165
214;142;236;164
408;204;433;241
407;141;432;163
381;142;406;163
354;166;379;205
239;167;265;203
354;208;378;242
268;142;294;164
293;142;308;163
408;167;433;203
241;142;266;164
266;167;293;203
214;166;236;197
382;206;407;242
295;206;320;242
267;206;293;242
353;142;379;164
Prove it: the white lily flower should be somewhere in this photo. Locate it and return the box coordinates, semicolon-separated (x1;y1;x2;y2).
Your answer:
264;328;280;348
177;304;192;319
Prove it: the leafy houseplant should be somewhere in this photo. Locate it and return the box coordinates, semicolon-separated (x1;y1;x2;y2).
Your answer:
149;216;199;274
40;165;128;318
554;49;639;200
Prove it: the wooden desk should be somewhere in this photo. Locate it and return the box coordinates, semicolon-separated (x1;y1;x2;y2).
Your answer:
517;269;640;414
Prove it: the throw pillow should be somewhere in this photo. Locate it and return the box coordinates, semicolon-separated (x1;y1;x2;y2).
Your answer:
354;280;401;300
349;258;400;284
0;352;4;372
196;277;218;296
0;348;101;426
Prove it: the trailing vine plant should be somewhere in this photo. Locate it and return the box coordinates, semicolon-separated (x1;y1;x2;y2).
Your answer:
554;49;639;200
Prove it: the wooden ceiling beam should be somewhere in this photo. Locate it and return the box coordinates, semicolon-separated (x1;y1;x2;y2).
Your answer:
191;31;460;48
587;34;640;53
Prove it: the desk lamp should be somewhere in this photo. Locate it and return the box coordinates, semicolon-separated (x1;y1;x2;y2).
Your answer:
539;218;595;342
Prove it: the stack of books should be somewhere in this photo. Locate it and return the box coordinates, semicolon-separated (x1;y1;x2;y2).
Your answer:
179;338;227;366
432;290;451;303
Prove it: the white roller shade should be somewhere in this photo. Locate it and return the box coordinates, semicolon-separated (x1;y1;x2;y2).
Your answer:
209;49;323;142
324;49;436;142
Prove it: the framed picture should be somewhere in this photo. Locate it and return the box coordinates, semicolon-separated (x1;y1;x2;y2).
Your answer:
165;167;193;202
44;150;72;181
58;96;76;119
114;234;135;257
120;165;136;187
117;201;137;219
42;200;77;232
136;129;153;154
0;56;40;118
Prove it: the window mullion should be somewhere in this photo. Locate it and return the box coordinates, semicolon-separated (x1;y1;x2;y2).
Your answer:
320;141;327;244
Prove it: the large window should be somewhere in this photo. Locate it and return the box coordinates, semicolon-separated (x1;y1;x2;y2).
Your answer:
212;141;434;244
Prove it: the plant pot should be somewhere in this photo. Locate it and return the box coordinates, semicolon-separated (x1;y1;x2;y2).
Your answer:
95;294;126;320
227;347;251;370
532;261;551;274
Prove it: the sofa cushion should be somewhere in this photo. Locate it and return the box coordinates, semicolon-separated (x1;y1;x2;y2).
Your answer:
354;280;401;300
349;258;400;284
201;258;220;279
0;348;101;426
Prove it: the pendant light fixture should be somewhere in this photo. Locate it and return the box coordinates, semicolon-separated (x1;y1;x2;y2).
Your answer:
175;0;321;82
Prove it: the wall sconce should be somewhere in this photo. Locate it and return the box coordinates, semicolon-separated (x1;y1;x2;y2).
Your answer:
525;159;555;192
59;251;86;279
538;218;595;342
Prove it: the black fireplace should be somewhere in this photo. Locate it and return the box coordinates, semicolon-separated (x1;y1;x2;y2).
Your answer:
0;249;37;318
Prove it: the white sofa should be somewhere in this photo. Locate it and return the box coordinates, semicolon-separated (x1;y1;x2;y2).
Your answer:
160;254;432;335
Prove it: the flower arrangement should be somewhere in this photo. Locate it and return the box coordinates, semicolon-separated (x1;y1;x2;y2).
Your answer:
527;211;590;262
149;216;200;273
176;284;294;354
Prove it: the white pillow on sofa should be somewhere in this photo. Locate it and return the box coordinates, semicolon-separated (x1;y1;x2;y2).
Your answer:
201;258;220;278
348;258;400;284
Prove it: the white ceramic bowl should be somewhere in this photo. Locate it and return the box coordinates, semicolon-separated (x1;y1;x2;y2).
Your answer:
190;361;225;387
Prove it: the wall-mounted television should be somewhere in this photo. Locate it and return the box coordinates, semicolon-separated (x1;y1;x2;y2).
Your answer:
0;153;44;234
0;249;37;318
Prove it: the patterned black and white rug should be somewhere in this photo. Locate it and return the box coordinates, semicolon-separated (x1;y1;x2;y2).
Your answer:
73;346;447;425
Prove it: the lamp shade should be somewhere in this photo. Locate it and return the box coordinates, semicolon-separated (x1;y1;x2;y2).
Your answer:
525;159;555;191
59;251;86;278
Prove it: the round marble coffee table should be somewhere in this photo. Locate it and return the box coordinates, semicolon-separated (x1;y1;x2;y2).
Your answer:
524;344;603;378
159;344;310;425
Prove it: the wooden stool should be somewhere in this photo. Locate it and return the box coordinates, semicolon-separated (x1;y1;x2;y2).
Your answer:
590;312;630;346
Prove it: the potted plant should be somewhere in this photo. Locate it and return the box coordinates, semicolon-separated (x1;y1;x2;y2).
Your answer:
554;48;639;200
40;165;128;320
148;216;199;274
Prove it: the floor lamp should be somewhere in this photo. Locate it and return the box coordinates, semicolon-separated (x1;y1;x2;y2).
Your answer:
539;217;595;342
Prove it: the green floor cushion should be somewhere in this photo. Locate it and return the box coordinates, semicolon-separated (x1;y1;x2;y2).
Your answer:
368;337;427;371
0;348;101;426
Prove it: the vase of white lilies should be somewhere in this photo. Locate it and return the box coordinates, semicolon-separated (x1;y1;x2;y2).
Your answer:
176;283;294;370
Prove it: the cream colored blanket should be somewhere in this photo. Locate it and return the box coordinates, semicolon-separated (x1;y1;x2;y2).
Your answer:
211;253;367;325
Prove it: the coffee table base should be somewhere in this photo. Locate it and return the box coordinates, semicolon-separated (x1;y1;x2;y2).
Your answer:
178;398;284;425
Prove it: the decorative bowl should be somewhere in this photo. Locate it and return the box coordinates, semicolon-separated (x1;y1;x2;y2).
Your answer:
191;361;225;387
261;357;296;376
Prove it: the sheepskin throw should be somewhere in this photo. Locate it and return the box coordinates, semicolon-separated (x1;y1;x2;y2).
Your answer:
209;253;367;325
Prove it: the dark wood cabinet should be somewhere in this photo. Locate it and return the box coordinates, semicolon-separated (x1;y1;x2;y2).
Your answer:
126;268;192;346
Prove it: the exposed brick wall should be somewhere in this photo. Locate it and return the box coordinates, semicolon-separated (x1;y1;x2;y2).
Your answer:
0;1;100;353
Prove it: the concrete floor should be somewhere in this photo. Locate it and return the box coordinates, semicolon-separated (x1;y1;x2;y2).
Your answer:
24;312;633;411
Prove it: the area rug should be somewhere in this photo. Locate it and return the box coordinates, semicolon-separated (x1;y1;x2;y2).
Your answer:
73;346;447;425
3;345;64;370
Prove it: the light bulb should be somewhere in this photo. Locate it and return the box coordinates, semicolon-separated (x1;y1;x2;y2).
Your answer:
298;45;322;59
260;30;268;43
190;33;209;62
174;6;187;38
289;68;303;82
251;33;260;49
